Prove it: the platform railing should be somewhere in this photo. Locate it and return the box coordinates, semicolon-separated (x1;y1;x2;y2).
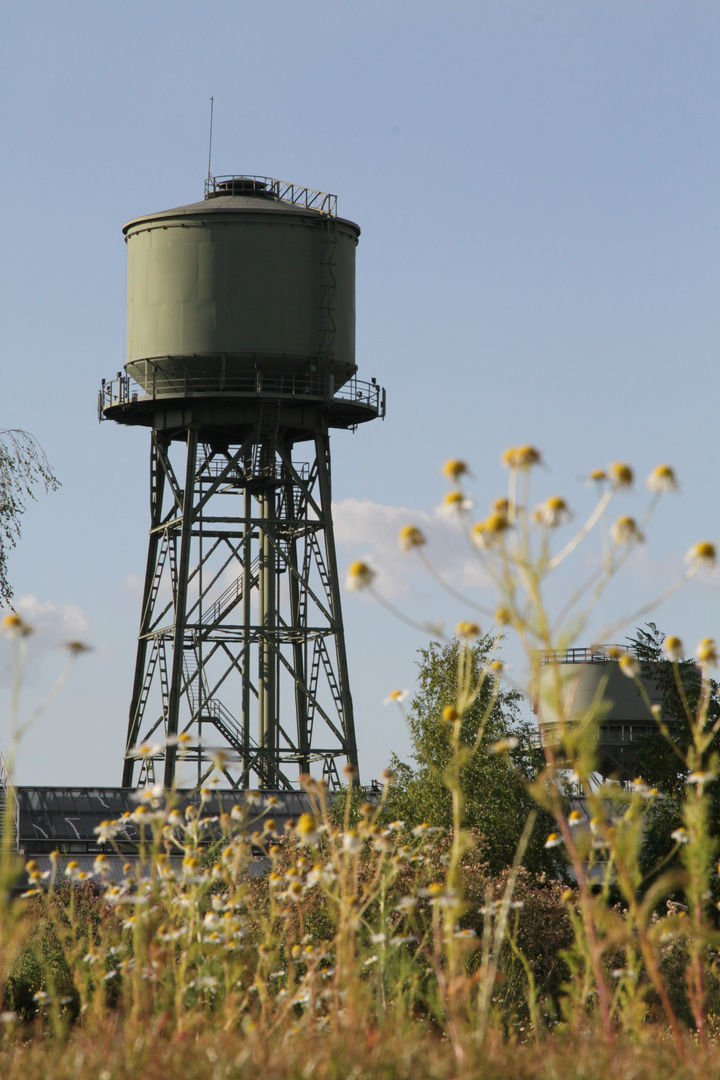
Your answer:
538;644;634;665
98;368;384;420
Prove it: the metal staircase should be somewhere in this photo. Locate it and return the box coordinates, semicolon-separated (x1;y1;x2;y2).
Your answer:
202;556;260;629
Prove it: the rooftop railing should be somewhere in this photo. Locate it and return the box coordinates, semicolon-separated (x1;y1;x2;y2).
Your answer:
538;645;634;665
204;175;337;216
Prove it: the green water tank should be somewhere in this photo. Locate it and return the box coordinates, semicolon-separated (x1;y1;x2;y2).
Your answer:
123;177;360;393
534;647;680;779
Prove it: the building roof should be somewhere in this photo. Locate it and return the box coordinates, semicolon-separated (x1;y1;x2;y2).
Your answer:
11;786;312;857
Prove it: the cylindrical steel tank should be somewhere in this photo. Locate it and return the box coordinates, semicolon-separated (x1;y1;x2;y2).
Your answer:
536;661;663;728
123;178;359;393
535;651;667;779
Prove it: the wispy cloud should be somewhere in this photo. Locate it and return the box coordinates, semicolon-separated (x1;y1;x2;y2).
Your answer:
0;595;92;688
332;498;490;599
14;595;90;647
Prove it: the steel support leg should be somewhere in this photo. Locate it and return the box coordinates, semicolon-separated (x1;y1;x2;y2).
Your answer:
163;429;198;788
314;431;359;775
123;433;168;786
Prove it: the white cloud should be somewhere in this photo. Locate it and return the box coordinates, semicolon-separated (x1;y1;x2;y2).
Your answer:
14;595;90;647
0;596;92;690
332;498;490;599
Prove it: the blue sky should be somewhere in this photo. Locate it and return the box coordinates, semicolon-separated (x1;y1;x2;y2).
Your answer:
1;1;718;785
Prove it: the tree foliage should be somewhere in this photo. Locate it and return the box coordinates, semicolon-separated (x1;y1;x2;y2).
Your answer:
0;429;60;605
627;624;720;886
384;637;562;875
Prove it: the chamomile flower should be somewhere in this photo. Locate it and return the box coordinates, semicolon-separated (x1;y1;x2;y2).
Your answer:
439;491;473;517
687;771;714;788
129;742;162;759
544;833;563;849
494;605;513;626
131;783;165;805
1;612;33;637
685;542;716;571
610;516;643;545
533;496;571;527
94;819;122;844
165;731;197;750
472;514;510;548
646;464;678;493
442;459;469;481
64;640;92;654
296;814;320;847
383;689;409;705
398;525;426;552
211;750;229;772
696;638;718;667
342;830;363;854
501;446;542;470
618;654;640;679
664;636;684;661
346;561;375;591
455;621;481;640
608;462;634;489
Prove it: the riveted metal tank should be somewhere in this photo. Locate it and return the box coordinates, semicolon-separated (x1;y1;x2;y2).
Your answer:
123;177;359;393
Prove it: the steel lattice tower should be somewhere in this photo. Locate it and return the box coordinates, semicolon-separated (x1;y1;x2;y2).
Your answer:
99;176;384;790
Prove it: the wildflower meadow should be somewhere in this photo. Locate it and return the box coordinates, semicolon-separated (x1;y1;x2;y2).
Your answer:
2;446;720;1079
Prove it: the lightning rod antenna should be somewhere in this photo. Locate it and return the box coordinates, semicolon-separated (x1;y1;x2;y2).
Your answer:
207;96;214;187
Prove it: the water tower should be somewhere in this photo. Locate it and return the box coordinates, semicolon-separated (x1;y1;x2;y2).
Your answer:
99;175;384;791
534;645;678;780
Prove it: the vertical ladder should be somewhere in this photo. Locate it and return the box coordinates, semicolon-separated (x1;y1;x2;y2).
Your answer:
144;533;169;630
159;640;170;719
130;639;159;743
318;638;345;720
310;532;333;608
318;212;337;360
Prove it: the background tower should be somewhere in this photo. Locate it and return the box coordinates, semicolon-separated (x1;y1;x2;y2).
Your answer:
99;176;384;791
534;644;685;782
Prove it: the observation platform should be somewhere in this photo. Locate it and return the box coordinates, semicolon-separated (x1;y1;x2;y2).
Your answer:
98;367;385;440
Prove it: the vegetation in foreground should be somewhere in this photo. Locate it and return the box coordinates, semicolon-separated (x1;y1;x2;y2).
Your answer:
2;447;720;1078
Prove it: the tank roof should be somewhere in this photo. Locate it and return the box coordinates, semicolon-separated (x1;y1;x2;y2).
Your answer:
123;185;360;237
